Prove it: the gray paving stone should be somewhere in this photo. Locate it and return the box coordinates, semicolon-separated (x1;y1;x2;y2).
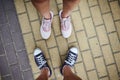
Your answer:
1;75;12;80
0;24;12;45
6;10;21;33
17;50;30;70
10;64;23;80
2;0;14;11
0;0;34;79
0;36;5;55
23;70;34;80
0;0;7;25
12;32;25;51
5;43;17;65
0;56;10;76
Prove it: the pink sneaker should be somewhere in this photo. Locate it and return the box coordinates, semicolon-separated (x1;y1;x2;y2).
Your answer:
59;10;72;38
40;11;54;39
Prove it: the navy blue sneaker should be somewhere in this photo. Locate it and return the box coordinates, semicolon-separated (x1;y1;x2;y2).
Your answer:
60;47;78;75
34;48;52;77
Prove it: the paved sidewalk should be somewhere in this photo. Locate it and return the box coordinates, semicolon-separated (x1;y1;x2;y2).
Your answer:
0;0;120;80
0;0;33;80
14;0;120;80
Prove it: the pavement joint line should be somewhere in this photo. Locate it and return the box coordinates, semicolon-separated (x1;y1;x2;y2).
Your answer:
17;12;27;15
86;69;96;72
107;31;117;34
1;74;11;78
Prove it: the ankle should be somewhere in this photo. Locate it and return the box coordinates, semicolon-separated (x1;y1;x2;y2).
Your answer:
41;68;49;77
61;11;70;18
63;65;72;75
44;12;51;19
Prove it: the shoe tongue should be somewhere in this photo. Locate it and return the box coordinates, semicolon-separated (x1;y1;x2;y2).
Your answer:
62;16;70;21
44;18;51;22
62;18;67;21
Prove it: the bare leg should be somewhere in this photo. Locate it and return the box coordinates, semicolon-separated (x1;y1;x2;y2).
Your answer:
63;65;82;80
62;0;80;18
31;0;50;19
36;68;49;80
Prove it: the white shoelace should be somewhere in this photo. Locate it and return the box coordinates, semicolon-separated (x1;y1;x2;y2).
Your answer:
42;19;51;32
36;54;47;68
62;17;71;31
65;53;76;66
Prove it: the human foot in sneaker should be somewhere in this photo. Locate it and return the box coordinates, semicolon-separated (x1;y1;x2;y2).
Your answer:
40;11;54;39
59;10;72;38
60;47;78;75
34;48;52;77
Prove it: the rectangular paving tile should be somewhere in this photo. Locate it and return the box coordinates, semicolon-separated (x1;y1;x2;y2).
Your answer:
23;70;34;80
23;33;35;54
4;43;17;65
18;13;31;34
95;57;107;77
110;1;120;20
109;32;120;52
49;47;61;68
11;32;25;51
67;28;76;43
17;50;31;70
0;56;10;76
14;0;26;13
98;0;110;13
103;13;115;33
114;52;120;72
102;45;114;65
0;0;7;25
0;24;13;45
90;6;103;26
87;70;99;80
71;11;84;31
31;21;42;41
6;10;21;33
10;64;23;80
96;25;109;45
2;0;15;11
89;37;102;57
76;31;89;51
46;31;56;48
26;2;38;21
82;50;95;71
107;65;119;80
79;0;90;18
83;17;96;38
56;36;68;55
36;40;49;59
